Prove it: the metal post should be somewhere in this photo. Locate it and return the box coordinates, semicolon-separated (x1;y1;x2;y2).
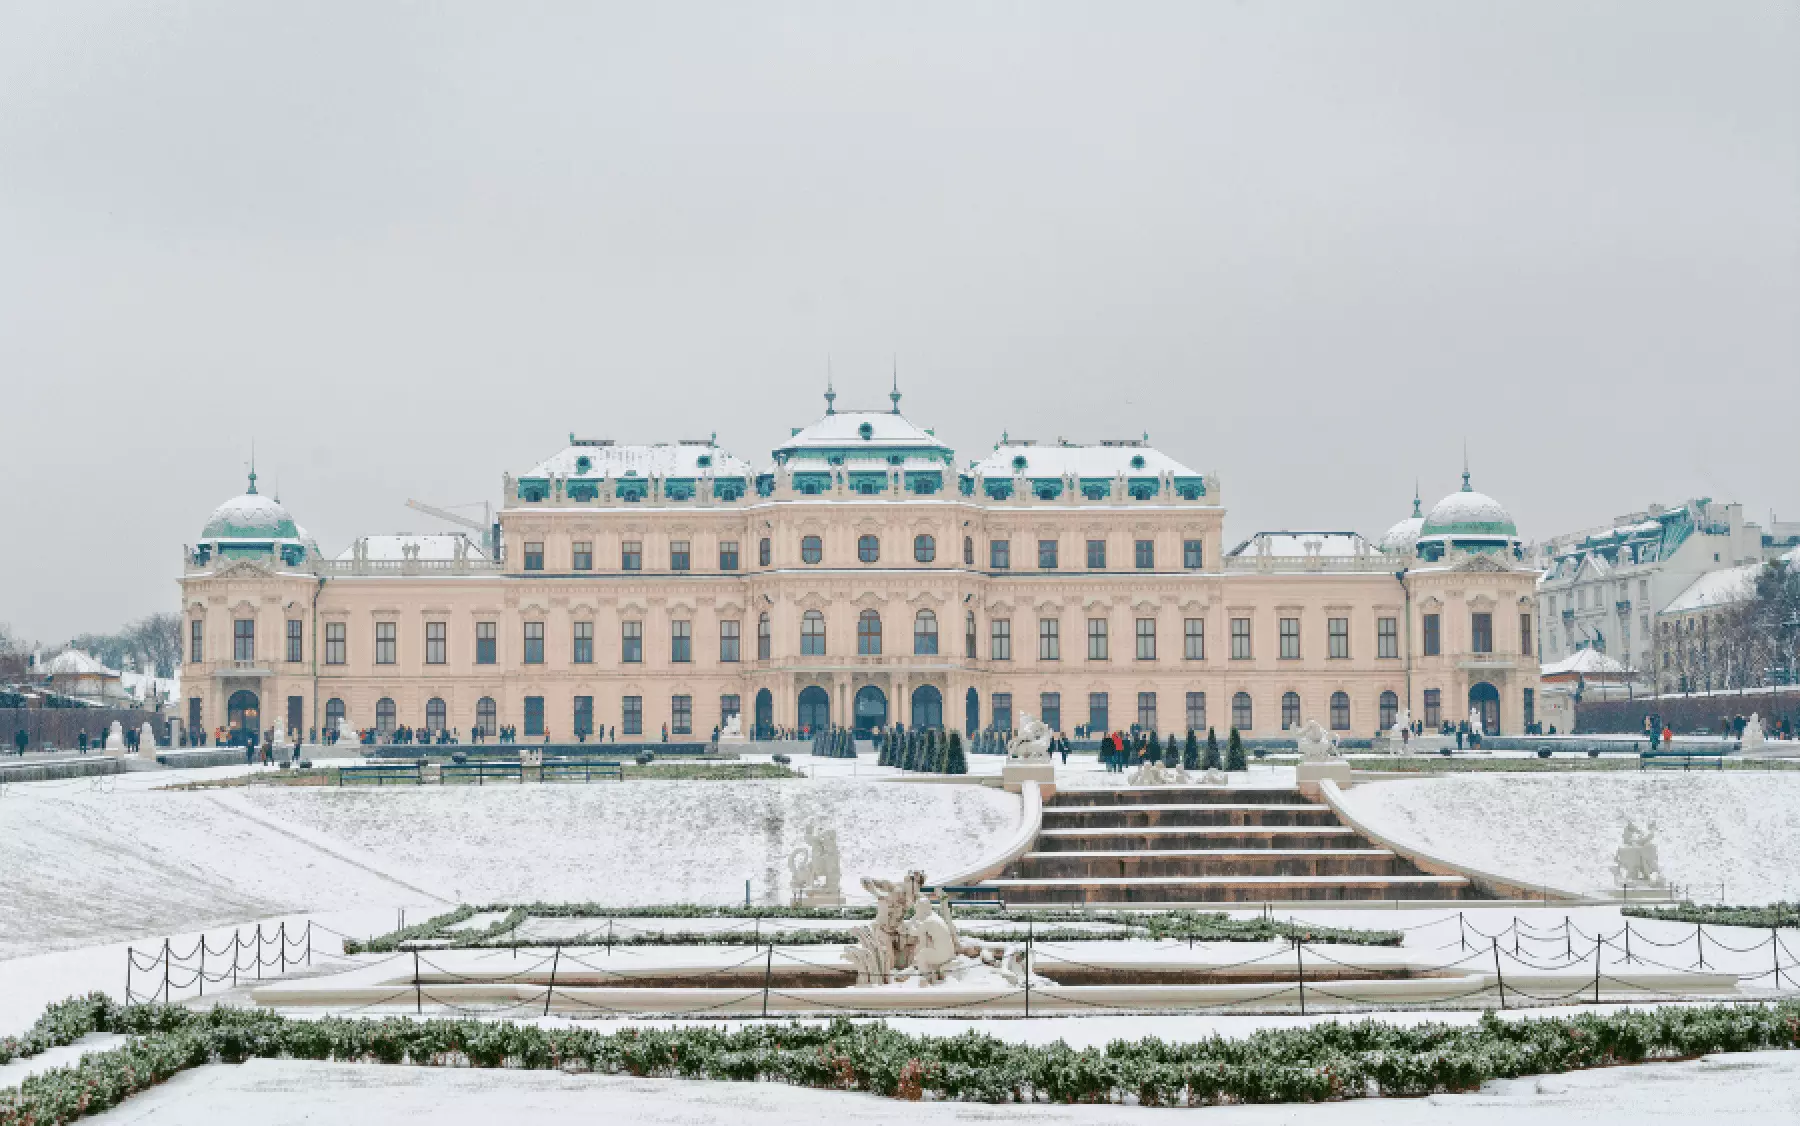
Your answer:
1695;925;1708;970
232;929;239;988
1594;936;1602;1003
761;945;773;1018
414;950;422;1014
199;937;206;997
1294;937;1306;1015
1492;938;1506;1009
1623;923;1632;965
306;921;313;967
1025;918;1034;1018
1564;916;1572;961
279;921;287;975
607;918;614;955
255;926;263;981
544;947;560;1017
125;946;133;1005
1458;911;1467;952
162;938;171;1002
755;918;761;948
745;880;751;908
1774;929;1784;989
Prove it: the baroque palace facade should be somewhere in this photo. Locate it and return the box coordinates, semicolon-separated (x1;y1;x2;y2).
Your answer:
179;389;1540;743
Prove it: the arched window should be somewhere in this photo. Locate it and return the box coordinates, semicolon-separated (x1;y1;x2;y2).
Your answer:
965;610;977;657
1330;691;1351;731
914;534;935;562
963;536;974;565
425;697;446;732
325;698;345;731
1281;692;1301;730
857;535;880;563
857;609;882;655
1231;692;1252;731
801;535;823;564
801;610;826;656
914;609;938;655
476;697;496;737
757;612;771;659
376;697;397;735
1379;690;1399;729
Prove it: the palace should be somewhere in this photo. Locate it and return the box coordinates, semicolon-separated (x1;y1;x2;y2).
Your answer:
178;389;1541;743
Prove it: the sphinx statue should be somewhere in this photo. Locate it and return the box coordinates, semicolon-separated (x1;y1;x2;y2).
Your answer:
1294;718;1341;762
1005;713;1052;762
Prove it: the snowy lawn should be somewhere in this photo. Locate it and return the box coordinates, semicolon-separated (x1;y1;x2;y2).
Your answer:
1337;772;1800;902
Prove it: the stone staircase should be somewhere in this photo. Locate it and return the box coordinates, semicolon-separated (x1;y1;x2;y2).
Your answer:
978;786;1479;905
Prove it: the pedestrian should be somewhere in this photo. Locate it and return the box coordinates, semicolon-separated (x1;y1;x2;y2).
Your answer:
13;728;26;756
661;722;669;743
78;730;88;754
1661;724;1674;748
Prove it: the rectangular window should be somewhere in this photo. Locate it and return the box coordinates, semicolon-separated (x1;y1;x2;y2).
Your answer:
573;621;593;664
720;695;741;725
1137;691;1157;731
990;540;1010;569
1471;612;1494;654
1038;618;1060;660
1086;539;1106;569
621;621;643;663
1423;688;1442;727
523;541;544;571
1279;618;1300;660
622;696;643;736
1186;691;1206;731
1328;617;1349;659
719;541;739;571
758;538;771;566
757;616;771;659
374;621;395;665
1183;539;1204;570
719;620;740;662
1520;613;1533;656
1087;618;1109;660
573;696;593;736
1423;614;1441;656
523;621;544;664
1040;692;1061;732
1231;617;1252;659
1038;540;1058;569
1135;618;1157;660
1523;687;1535;727
286;619;303;663
524;696;545;737
990;618;1012;660
475;621;496;664
1184;618;1204;660
1377;617;1399;659
992;693;1013;730
325;622;345;665
669;540;690;571
670;620;692;662
190;619;204;663
671;695;692;735
233;619;255;662
1135;539;1155;569
572;541;593;570
621;541;642;571
1088;692;1109;732
188;696;201;733
425;621;447;665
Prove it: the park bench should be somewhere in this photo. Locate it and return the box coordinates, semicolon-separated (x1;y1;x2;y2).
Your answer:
337;763;423;786
1638;750;1725;771
441;761;523;784
541;759;623;783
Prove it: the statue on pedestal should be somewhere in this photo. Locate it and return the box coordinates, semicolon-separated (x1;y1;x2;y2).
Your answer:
1612;820;1665;888
1005;714;1052;762
1294;718;1341;762
788;824;843;906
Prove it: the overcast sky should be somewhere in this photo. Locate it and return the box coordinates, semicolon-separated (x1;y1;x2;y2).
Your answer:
1;2;1795;643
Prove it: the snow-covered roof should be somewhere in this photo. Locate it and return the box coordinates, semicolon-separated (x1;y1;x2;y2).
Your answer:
775;410;952;456
966;440;1200;479
336;534;489;562
45;650;117;677
1420;476;1517;538
1377;515;1424;554
525;442;751;479
1661;563;1761;615
1228;532;1375;558
1540;649;1630;678
202;490;300;541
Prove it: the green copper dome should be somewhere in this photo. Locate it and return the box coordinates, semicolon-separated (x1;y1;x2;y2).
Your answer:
201;472;300;541
1420;471;1517;538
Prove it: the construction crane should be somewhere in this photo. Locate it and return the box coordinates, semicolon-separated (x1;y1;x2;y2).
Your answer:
405;499;496;559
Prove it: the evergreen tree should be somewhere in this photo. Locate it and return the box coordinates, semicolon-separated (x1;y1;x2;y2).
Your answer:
932;729;949;772
946;730;967;774
1204;727;1221;770
1183;729;1200;771
1226;727;1247;772
1163;733;1179;767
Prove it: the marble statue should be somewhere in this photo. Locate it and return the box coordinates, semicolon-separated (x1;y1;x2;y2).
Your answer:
1612;820;1665;888
788;824;843;905
519;746;543;767
336;717;354;741
1128;759;1190;786
1468;707;1484;737
103;721;125;756
1294;718;1341;762
1389;709;1412;746
1005;714;1052;762
273;724;286;750
1742;713;1766;750
842;871;985;985
719;713;744;741
139;721;157;753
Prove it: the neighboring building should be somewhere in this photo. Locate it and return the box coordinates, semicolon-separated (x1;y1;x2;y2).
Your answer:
177;390;1540;743
1533;499;1768;678
1534;648;1636;733
41;650;129;704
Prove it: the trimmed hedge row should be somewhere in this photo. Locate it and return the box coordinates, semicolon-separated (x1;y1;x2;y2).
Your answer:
6;995;1800;1122
1623;902;1800;929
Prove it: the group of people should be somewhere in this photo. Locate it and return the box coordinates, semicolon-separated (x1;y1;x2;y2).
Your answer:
1096;731;1167;772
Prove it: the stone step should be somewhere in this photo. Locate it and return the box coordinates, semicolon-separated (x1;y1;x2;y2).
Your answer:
1035;826;1365;851
1042;804;1342;829
1012;849;1404;880
1047;787;1314;808
980;874;1471;904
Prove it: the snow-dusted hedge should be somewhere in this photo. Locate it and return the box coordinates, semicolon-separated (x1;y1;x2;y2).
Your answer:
1623;902;1800;929
6;995;1800;1120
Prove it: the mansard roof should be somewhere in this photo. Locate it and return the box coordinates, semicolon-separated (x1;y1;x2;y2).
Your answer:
772;409;954;465
524;439;753;480
965;437;1201;480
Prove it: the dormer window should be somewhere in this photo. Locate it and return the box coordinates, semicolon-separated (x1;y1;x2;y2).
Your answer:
828;454;845;466
858;422;874;440
574;455;592;474
1012;455;1028;471
696;454;712;468
1129;454;1146;470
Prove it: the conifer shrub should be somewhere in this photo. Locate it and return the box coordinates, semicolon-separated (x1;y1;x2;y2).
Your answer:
1204;728;1221;771
1225;727;1247;771
1163;733;1179;767
1183;730;1200;771
945;731;967;774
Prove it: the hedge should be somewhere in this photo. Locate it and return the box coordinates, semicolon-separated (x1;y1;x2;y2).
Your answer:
6;994;1800;1122
1623;902;1800;929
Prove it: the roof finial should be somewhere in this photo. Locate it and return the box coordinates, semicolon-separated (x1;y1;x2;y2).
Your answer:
890;355;901;414
247;440;258;495
1412;479;1422;518
825;357;836;415
1461;442;1472;491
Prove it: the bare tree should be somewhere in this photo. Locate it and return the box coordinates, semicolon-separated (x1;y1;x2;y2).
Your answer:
129;613;183;678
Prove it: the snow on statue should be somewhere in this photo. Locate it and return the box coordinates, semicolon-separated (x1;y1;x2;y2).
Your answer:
1294;718;1341;762
788;824;842;906
843;871;1038;987
1389;708;1411;745
1468;707;1484;736
1741;714;1766;751
1612;819;1665;888
1005;713;1052;762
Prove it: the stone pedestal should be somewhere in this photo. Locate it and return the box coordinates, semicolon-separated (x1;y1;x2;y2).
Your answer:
1295;759;1351;799
1002;761;1055;794
795;889;845;908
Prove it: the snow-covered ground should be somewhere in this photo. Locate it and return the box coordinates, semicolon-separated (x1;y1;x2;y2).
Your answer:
76;1051;1800;1124
1338;772;1800;902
